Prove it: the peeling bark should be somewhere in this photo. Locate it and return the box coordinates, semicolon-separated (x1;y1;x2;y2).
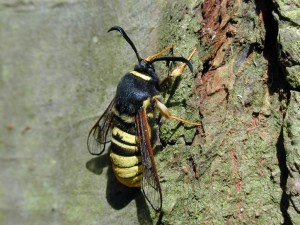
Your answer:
155;0;299;224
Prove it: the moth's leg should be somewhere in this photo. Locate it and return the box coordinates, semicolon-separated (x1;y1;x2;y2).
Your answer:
145;44;175;62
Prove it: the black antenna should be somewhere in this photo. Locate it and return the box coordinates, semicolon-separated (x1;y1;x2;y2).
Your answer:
108;26;142;62
147;56;193;74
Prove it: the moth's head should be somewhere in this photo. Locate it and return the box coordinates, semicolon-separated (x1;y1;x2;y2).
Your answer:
133;60;156;77
108;26;193;78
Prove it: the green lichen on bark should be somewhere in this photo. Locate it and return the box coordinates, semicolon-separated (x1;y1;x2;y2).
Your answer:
274;0;300;223
157;0;202;145
151;0;298;224
283;91;300;224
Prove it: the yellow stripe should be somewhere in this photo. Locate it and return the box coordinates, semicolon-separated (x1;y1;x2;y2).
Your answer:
112;127;136;144
119;114;135;123
112;107;135;123
112;163;144;178
110;152;142;168
130;71;151;81
142;98;151;108
111;137;138;151
147;112;155;118
114;173;142;187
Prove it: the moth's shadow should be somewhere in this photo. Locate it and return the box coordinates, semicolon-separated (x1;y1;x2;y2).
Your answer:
86;151;152;223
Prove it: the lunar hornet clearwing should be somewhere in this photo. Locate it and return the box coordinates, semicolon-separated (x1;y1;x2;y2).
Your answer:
87;26;200;211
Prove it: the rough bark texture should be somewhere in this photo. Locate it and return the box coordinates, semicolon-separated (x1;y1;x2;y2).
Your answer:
154;0;300;224
1;0;299;224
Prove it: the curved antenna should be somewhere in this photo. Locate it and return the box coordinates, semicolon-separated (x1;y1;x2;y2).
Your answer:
147;56;193;74
108;26;142;62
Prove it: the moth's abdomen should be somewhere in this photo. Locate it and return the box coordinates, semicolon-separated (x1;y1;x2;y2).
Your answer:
110;115;143;187
110;152;143;187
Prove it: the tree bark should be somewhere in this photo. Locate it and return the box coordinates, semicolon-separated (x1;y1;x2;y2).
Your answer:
155;0;300;224
1;0;299;224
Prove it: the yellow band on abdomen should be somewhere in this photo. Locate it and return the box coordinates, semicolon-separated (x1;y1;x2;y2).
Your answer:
112;127;136;145
110;152;141;168
114;173;142;187
110;152;144;187
111;163;144;178
111;137;138;151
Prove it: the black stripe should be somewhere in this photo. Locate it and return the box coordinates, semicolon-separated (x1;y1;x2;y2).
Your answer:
111;160;143;168
111;142;140;156
112;132;136;147
113;116;136;135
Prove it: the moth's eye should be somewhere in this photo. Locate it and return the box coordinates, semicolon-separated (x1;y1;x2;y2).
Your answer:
147;64;155;73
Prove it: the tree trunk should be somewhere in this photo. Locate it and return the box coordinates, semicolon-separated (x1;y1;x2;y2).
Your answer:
1;0;299;224
156;0;300;224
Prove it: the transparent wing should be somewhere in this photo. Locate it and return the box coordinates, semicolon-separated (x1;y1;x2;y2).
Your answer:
87;98;115;155
136;107;162;211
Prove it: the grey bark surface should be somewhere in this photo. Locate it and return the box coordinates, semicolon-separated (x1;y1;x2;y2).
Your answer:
0;1;163;224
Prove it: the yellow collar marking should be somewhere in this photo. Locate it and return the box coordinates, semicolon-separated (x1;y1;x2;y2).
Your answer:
130;71;151;81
